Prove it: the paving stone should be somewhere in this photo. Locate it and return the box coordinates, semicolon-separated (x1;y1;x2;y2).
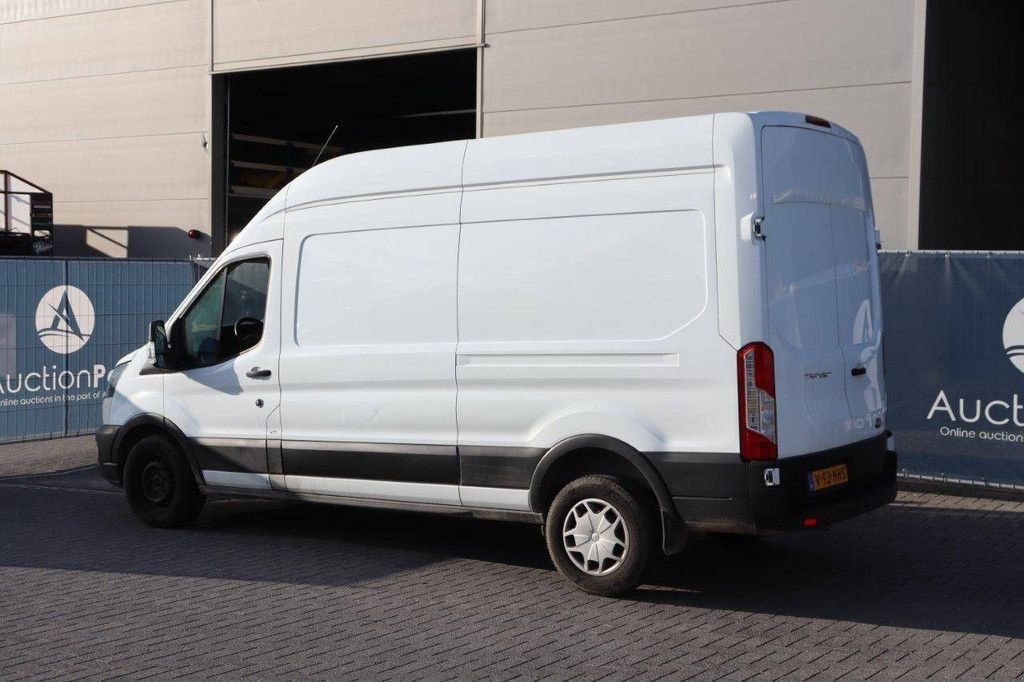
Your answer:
1;439;1023;679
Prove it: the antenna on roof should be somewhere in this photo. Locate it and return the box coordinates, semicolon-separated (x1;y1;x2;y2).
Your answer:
311;124;340;167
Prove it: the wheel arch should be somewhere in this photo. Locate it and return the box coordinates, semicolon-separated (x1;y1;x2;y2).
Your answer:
529;434;687;555
111;414;203;486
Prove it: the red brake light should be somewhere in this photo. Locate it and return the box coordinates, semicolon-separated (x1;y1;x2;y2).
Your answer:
738;342;777;461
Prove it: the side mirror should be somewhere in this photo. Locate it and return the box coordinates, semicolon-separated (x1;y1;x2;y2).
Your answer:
149;320;172;369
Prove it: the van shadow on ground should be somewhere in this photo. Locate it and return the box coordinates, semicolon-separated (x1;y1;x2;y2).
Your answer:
2;464;1023;640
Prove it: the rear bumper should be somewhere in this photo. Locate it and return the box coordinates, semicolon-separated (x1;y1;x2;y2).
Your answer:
96;424;121;486
652;435;896;534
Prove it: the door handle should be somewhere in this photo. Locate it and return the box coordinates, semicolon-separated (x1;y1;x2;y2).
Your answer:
851;366;867;377
246;367;272;379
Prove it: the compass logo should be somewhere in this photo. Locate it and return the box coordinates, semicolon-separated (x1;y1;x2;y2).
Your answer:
1003;297;1024;374
35;286;95;354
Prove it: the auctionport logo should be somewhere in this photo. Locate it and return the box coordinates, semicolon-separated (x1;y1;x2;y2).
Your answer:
35;285;94;354
1003;296;1024;374
927;296;1024;442
0;284;106;405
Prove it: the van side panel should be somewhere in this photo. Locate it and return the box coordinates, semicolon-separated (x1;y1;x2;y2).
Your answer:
280;206;459;447
457;117;739;493
278;178;463;504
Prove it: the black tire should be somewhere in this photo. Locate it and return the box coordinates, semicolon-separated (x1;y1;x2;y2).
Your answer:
123;434;205;527
545;474;654;597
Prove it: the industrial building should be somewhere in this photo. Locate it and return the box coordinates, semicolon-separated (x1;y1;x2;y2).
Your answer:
0;0;1019;257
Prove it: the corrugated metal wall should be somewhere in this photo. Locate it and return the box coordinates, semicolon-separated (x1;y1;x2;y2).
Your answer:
0;257;199;442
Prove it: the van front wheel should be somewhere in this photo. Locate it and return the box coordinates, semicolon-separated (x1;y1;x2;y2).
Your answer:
123;434;205;528
545;475;653;597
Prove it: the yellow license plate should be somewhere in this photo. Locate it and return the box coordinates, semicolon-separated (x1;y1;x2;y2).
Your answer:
808;463;849;492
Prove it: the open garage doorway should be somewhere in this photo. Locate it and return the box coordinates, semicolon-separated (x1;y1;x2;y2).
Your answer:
213;49;476;252
918;0;1024;250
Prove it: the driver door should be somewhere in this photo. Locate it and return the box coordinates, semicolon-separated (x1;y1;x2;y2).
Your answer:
163;240;282;490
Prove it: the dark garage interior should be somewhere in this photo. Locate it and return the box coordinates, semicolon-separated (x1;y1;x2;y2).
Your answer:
213;49;476;251
918;0;1024;250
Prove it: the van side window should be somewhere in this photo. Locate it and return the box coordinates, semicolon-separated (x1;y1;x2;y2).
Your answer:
179;258;270;367
182;270;226;364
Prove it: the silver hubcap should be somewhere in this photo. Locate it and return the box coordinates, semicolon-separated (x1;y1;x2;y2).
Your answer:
562;498;629;576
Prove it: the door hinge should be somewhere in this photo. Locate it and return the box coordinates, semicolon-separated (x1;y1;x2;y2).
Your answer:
752;217;766;240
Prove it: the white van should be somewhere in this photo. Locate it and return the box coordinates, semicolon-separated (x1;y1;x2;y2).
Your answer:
98;112;896;596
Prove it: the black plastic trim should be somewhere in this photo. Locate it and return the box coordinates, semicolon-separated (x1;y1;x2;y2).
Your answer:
95;424;118;464
267;438;283;475
193;437;268;474
658;435;896;533
99;462;120;486
459;445;545;488
282;441;458;485
530;435;676;514
646;451;749;500
138;359;177;376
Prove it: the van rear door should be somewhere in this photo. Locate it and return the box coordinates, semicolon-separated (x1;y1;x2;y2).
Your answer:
760;124;885;458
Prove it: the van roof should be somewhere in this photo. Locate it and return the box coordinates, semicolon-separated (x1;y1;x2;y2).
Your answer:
230;111;857;252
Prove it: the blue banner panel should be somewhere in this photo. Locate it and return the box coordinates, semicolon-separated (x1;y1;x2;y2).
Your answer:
0;259;67;441
881;252;1024;487
0;258;198;443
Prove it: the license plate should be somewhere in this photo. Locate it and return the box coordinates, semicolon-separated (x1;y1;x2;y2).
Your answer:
807;463;849;492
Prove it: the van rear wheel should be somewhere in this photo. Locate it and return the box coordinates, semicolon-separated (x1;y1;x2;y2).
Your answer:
123;434;205;528
545;475;653;597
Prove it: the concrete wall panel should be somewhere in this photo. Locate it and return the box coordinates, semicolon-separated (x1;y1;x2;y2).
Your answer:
56;198;208;232
0;0;926;253
53;199;210;257
0;0;206;84
0;134;209;204
0;0;178;25
483;0;914;113
484;82;912;180
0;0;210;258
487;0;778;33
482;0;918;248
213;0;477;71
869;178;910;251
0;66;208;144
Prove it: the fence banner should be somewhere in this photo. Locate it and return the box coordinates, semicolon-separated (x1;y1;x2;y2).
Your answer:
881;251;1024;488
0;258;198;443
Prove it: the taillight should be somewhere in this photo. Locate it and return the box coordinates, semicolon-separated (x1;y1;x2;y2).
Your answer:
738;342;777;461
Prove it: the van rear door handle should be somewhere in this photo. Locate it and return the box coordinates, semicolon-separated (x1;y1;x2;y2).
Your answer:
851;366;867;377
246;367;272;379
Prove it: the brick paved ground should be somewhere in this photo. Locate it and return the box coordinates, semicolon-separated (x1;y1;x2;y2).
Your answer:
2;437;1024;680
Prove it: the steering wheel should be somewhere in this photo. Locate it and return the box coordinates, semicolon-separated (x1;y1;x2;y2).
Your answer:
233;317;262;341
